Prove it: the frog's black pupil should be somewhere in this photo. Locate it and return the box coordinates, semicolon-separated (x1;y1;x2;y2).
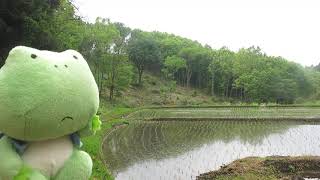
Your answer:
31;54;37;59
73;55;78;59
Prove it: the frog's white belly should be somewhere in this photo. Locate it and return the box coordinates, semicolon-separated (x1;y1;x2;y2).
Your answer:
22;136;73;177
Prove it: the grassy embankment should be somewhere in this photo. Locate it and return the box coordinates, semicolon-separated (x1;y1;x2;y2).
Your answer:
82;104;136;180
197;156;320;180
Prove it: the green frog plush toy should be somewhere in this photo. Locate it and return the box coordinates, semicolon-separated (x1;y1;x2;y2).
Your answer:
0;46;101;180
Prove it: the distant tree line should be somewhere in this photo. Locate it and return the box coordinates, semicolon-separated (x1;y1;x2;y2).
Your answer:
311;63;320;72
1;0;319;103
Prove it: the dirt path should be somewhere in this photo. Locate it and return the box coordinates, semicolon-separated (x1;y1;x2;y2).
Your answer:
197;156;320;180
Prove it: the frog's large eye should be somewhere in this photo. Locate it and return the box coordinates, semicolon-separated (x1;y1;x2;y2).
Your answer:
31;54;37;59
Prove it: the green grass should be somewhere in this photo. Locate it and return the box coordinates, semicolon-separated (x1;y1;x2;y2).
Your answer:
82;105;135;180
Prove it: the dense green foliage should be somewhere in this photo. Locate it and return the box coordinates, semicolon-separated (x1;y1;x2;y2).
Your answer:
128;30;161;85
0;0;83;61
1;0;320;104
312;63;320;71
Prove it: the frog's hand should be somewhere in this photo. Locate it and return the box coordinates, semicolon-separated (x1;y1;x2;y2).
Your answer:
78;115;101;137
14;166;47;180
0;136;23;179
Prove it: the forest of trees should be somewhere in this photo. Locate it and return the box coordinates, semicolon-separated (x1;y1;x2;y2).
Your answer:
1;0;320;104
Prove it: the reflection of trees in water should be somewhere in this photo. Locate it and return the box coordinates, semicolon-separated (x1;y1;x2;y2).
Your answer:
102;120;307;174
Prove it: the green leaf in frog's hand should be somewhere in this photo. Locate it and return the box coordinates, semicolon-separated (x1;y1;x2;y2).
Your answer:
91;115;101;134
78;114;101;137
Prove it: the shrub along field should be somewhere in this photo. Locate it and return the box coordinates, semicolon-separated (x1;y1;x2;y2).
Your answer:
2;1;320;106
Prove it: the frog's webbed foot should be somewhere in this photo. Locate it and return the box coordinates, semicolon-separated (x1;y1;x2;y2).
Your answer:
54;150;92;180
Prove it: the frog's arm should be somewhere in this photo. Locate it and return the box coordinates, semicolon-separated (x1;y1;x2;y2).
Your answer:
78;115;102;137
0;136;23;179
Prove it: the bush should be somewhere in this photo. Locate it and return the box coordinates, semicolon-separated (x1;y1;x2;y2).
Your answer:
151;89;160;94
180;98;189;105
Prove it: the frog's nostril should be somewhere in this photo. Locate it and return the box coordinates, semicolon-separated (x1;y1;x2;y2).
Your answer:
54;65;58;68
31;54;37;59
73;55;78;60
64;65;68;68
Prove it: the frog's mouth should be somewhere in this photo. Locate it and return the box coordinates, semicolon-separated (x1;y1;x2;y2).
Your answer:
61;116;74;122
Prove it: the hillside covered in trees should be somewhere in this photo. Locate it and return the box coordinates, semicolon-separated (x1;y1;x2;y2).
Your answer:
1;0;320;104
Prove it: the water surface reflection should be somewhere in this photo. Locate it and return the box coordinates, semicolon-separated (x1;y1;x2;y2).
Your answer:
102;120;320;180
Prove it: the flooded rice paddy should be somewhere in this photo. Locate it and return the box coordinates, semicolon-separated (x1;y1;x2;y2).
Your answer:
128;107;320;120
102;120;320;180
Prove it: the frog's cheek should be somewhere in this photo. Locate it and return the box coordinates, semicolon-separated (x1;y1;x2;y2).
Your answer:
24;118;74;141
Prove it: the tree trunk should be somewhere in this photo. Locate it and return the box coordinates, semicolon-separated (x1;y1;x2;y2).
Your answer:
186;68;192;88
109;85;114;101
138;68;143;85
198;73;201;88
241;88;245;101
228;79;233;98
211;73;215;96
225;81;229;98
109;57;116;101
109;72;115;101
229;86;233;98
99;71;103;98
235;88;238;99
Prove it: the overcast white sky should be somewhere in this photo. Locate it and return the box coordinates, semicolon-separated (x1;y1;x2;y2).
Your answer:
74;0;320;66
